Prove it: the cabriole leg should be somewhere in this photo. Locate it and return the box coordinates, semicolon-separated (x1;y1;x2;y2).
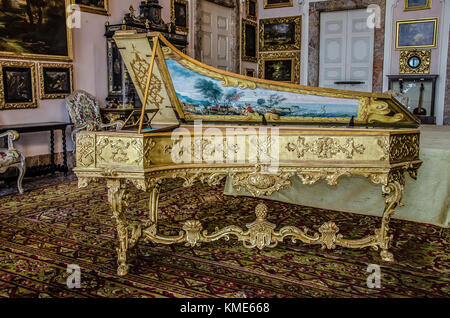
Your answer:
149;184;160;225
377;179;404;262
106;178;130;276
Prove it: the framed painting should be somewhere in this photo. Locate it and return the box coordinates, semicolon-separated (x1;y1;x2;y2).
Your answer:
171;0;189;33
73;0;109;15
39;63;74;99
0;61;37;110
246;0;257;21
395;18;438;49
258;51;300;84
242;19;258;62
259;16;301;52
263;0;293;9
0;0;72;61
403;0;432;11
245;68;256;77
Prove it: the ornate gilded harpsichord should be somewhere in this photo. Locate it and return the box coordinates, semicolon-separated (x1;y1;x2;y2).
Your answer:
74;31;422;276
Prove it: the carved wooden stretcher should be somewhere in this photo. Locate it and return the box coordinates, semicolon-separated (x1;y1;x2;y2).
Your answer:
74;32;421;276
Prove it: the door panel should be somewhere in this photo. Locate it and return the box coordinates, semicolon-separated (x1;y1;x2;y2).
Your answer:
319;12;347;90
200;1;234;72
319;9;374;92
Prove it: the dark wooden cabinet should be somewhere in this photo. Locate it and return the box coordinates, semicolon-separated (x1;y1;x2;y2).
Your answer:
387;74;438;125
104;0;188;109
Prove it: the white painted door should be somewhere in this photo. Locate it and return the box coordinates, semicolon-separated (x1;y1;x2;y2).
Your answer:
200;1;234;72
319;9;374;92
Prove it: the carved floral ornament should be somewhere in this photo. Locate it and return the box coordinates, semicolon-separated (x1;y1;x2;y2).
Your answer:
389;134;420;162
76;134;95;167
286;136;366;159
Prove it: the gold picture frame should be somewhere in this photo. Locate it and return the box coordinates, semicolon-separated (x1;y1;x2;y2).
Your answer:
259;16;301;52
39;63;74;99
245;68;256;77
242;19;258;63
0;61;37;110
403;0;432;11
395;18;438;49
258;51;300;84
246;0;258;21
263;0;293;9
399;50;431;74
73;0;110;16
0;0;73;62
171;0;189;33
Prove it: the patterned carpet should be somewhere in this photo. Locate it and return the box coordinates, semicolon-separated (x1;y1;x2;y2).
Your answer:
0;178;448;298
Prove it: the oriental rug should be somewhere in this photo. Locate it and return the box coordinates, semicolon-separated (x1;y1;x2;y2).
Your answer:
0;179;448;298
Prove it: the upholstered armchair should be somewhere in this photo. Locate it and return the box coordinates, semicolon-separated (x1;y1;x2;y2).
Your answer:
65;90;124;143
0;130;26;194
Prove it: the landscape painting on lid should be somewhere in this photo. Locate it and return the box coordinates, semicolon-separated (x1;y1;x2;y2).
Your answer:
165;60;359;121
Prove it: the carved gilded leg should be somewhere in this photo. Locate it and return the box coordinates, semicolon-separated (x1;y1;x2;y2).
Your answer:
149;185;160;225
106;179;130;276
377;179;404;262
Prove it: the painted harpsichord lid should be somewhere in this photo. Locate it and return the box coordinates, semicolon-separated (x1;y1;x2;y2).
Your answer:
113;30;420;127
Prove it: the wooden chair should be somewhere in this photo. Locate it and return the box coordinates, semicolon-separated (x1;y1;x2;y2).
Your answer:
65;90;124;143
0;130;26;194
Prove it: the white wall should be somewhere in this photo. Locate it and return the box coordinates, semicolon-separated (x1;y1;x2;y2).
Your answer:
0;0;153;157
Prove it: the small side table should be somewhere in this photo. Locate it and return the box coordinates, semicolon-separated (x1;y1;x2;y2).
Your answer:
0;122;71;177
387;75;438;125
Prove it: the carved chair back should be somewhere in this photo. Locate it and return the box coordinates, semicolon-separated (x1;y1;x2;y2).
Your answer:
65;90;102;129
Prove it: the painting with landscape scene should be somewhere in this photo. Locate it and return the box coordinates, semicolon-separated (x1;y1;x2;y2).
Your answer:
260;16;301;51
0;0;71;60
396;18;437;49
165;60;359;121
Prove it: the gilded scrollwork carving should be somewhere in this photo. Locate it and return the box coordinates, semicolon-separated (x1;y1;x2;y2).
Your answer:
359;98;405;124
78;177;98;188
399;50;431;74
232;165;294;196
106;179;131;276
317;222;341;250
296;169;352;186
139;138;156;165
389;134;420;162
110;139;131;163
286;137;366;159
377;137;390;161
171;170;227;188
96;136;150;165
76;134;95;167
377;179;404;262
